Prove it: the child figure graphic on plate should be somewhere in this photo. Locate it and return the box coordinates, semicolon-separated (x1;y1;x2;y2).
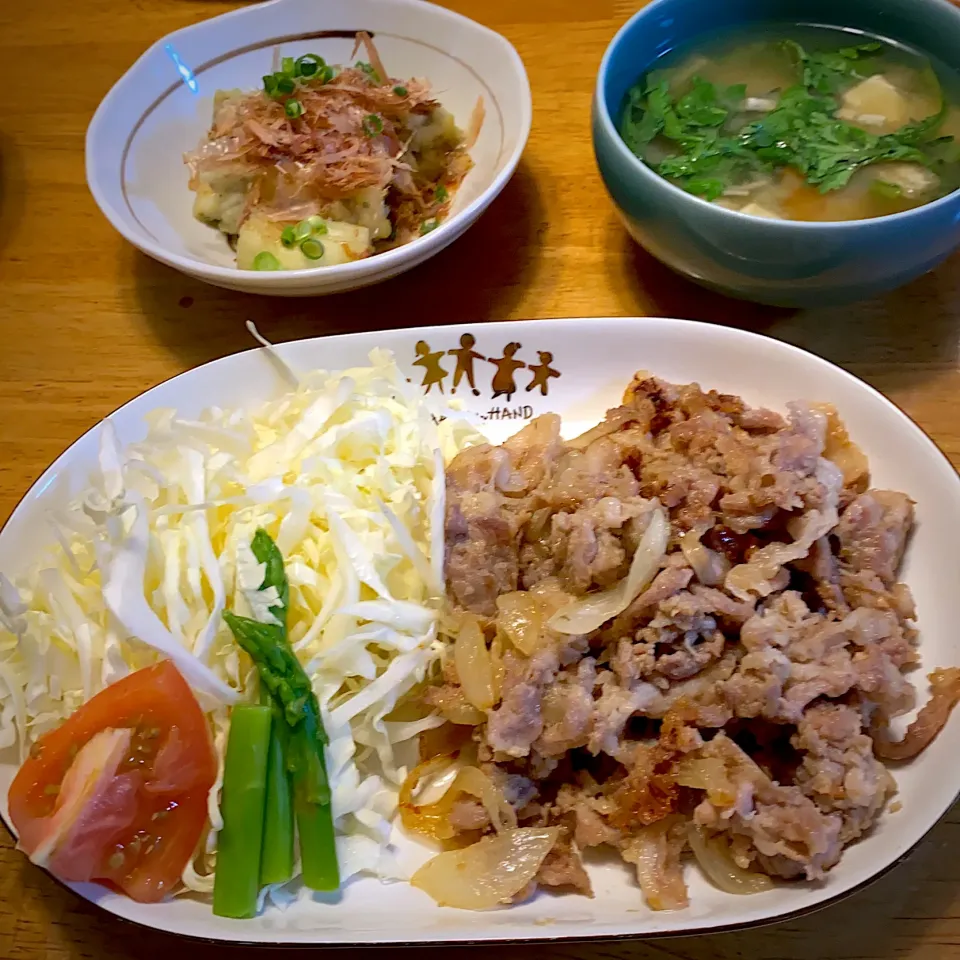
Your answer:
447;334;485;396
490;343;525;402
526;350;560;396
412;340;448;394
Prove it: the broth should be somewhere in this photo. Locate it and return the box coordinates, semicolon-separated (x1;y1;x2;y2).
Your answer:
619;24;960;221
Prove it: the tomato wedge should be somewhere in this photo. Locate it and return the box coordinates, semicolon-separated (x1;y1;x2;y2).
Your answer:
8;661;216;902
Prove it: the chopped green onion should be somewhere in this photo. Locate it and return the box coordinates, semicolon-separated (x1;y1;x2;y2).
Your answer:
871;179;903;200
213;704;272;919
362;114;384;137
356;61;381;83
285;98;304;118
300;238;325;260
252;251;282;271
393;85;408;97
293;217;326;241
419;219;439;236
318;65;334;84
263;74;278;97
280;225;297;248
295;53;325;78
276;75;295;95
435;184;448;202
281;56;296;76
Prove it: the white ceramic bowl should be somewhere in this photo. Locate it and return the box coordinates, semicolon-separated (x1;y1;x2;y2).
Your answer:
85;0;531;296
2;317;959;944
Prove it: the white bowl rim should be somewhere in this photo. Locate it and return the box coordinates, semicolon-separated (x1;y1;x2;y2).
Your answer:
85;0;532;283
593;0;960;229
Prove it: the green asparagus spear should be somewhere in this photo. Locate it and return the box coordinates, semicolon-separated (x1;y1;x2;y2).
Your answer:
213;703;272;919
224;528;340;892
259;691;294;886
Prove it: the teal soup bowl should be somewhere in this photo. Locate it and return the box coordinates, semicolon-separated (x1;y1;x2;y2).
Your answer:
593;0;960;307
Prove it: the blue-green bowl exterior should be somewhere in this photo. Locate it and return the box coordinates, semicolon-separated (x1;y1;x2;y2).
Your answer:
593;0;960;307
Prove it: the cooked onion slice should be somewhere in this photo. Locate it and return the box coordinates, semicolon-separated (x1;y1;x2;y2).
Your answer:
679;529;729;586
400;760;517;840
455;614;496;711
549;505;668;635
675;757;737;805
496;592;543;655
411;827;559;909
688;824;773;895
621;818;689;911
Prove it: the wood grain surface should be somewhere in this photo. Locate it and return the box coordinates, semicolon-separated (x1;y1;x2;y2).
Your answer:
2;0;960;957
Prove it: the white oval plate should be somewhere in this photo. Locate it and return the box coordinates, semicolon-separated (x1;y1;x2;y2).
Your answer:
2;317;959;944
85;0;531;296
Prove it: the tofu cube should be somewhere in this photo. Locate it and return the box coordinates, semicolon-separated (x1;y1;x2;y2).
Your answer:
838;75;910;132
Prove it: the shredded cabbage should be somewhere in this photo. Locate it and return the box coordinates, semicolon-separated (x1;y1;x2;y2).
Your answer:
0;346;481;897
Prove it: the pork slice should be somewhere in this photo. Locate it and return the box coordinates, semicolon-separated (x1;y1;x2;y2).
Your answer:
840;569;917;623
694;734;844;880
486;648;559;758
796;536;849;614
536;831;594;896
835;490;914;584
554;784;622;848
654;630;726;682
723;594;863;722
604;562;694;640
499;414;564;494
445;490;520;615
588;676;661;756
852;645;916;718
445;422;565;615
793;702;895;844
447;798;490;832
534;497;654;593
536;658;596;756
544;438;640;511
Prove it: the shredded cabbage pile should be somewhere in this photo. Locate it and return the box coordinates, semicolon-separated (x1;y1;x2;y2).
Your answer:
0;345;481;897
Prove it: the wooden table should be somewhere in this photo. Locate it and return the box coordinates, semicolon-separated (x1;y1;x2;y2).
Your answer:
2;0;960;956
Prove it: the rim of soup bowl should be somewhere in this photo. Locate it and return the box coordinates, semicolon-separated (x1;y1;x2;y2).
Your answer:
594;0;960;229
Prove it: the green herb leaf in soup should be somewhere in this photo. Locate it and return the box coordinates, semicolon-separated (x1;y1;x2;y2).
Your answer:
618;25;960;221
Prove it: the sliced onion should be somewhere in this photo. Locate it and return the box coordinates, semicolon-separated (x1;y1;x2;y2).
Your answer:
496;592;543;655
621;818;689;911
549;505;668;635
688;823;773;895
411;827;559;909
400;760;516;840
455;614;495;711
455;766;518;833
400;756;462;840
489;634;506;701
679;529;729;587
435;688;487;725
413;758;463;807
675;757;736;804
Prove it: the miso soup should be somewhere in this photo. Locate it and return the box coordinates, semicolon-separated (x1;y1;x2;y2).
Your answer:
619;25;960;221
